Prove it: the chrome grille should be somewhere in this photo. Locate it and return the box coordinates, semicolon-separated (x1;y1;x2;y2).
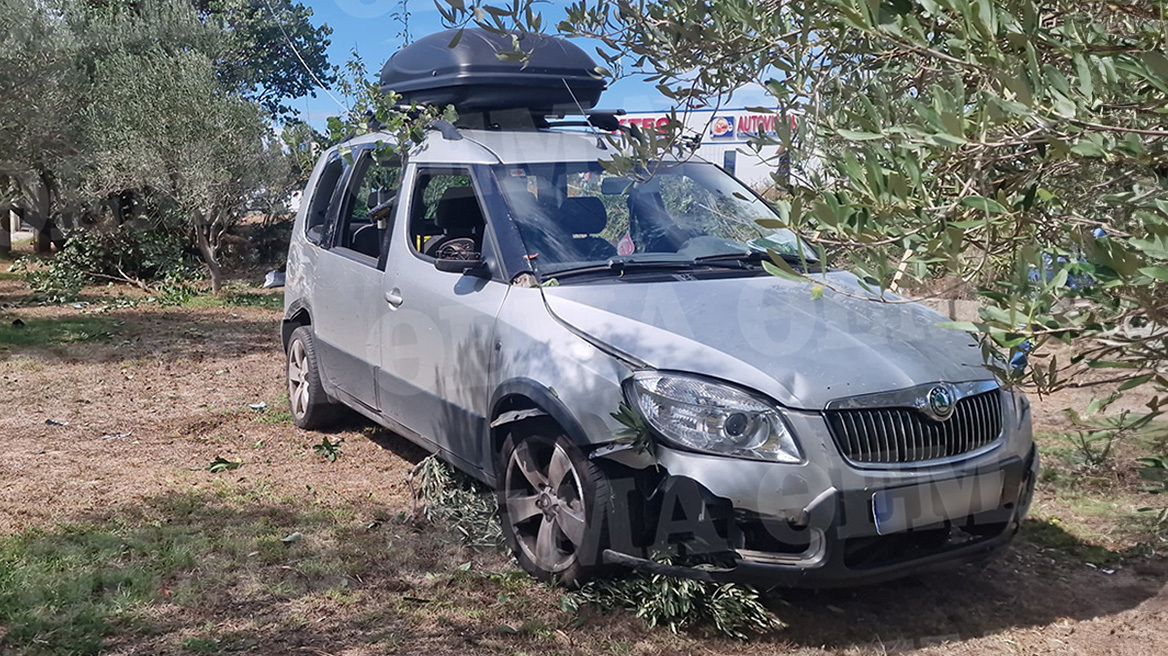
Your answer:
825;390;1002;464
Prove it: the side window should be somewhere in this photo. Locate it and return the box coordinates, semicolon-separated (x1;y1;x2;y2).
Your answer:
333;151;402;262
305;155;344;246
407;167;486;261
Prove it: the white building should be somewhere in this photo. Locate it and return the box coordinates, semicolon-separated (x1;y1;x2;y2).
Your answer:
616;108;793;187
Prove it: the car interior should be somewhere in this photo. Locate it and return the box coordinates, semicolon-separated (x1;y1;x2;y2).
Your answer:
424;186;485;259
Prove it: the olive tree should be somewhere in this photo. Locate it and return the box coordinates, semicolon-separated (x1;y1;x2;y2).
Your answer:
83;40;283;293
438;0;1168;445
0;0;83;253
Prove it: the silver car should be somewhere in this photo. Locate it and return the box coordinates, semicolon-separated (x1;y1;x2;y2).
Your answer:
282;126;1037;587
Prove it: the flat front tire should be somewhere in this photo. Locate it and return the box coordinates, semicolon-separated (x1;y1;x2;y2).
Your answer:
286;326;342;430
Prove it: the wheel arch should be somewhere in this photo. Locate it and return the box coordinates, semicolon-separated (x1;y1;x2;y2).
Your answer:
488;378;595;479
281;300;312;351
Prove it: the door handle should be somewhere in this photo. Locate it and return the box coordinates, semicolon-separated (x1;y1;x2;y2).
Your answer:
384;288;404;308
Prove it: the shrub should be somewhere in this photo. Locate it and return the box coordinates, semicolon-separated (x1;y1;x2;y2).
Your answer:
20;223;191;302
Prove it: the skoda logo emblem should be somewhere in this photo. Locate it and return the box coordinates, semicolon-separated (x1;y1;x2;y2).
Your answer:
928;385;955;419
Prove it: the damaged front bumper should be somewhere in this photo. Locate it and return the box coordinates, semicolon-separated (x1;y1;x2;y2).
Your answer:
599;442;1039;588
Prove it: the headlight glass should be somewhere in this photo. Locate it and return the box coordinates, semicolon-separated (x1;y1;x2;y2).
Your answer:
626;372;801;463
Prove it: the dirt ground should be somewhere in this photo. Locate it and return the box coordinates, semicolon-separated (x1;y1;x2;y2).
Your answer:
1;265;1166;655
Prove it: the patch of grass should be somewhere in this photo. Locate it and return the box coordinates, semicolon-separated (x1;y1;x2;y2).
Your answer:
180;285;282;311
256;409;293;425
0;523;197;656
0;315;117;349
179;636;220;653
0;491;410;655
222;290;283;310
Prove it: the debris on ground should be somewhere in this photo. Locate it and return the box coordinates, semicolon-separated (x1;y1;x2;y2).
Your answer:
262;270;285;289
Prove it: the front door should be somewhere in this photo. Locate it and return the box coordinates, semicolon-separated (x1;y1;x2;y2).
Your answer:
377;165;509;474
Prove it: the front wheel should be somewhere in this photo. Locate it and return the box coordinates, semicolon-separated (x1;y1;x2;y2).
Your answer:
497;431;610;586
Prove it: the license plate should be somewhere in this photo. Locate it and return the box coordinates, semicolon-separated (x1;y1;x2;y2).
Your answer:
872;471;1005;535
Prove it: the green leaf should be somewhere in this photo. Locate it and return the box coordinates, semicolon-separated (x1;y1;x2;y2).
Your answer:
1050;268;1069;289
762;258;805;283
447;28;465;49
1119;374;1154;391
208;456;242;473
1139;267;1168;281
837;129;884;141
1070;138;1106;158
961;195;1009;214
937;321;982;332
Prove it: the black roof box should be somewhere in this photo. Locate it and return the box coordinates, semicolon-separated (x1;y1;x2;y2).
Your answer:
379;29;606;113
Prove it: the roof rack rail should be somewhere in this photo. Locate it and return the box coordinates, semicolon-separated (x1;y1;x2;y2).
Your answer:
541;110;644;142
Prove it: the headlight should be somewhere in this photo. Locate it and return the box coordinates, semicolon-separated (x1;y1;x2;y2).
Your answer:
625;372;801;463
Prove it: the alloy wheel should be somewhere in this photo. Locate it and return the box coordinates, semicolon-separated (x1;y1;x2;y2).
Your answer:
503;439;588;573
287;339;309;419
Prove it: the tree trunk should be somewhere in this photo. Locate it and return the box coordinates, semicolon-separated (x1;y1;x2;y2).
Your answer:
23;174;55;254
193;213;223;295
0;202;11;257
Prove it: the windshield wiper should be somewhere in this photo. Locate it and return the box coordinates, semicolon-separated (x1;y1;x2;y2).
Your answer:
691;251;766;267
542;258;696;281
694;250;818;269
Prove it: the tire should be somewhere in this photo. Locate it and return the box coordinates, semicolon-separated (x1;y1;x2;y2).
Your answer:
497;430;611;586
286;326;343;430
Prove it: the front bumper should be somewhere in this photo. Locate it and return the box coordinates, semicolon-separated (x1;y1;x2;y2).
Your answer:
603;443;1038;588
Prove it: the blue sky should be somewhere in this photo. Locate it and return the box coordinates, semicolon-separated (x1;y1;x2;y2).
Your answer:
294;0;769;126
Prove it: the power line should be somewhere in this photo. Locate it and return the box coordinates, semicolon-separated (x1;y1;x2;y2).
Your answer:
259;0;349;113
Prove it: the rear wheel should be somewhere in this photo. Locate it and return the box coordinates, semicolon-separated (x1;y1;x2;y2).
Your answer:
498;431;610;585
286;326;343;430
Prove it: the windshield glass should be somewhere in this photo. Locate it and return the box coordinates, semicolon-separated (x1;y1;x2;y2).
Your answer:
490;161;813;275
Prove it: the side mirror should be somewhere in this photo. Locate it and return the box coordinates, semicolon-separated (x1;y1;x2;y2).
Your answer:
435;257;490;278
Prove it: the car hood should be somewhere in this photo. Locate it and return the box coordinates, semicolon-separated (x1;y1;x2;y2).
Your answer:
540;272;991;410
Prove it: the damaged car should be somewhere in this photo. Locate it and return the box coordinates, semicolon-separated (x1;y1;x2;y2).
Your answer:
282;28;1037;587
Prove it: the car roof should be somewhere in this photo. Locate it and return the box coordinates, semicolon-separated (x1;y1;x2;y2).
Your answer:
333;128;692;166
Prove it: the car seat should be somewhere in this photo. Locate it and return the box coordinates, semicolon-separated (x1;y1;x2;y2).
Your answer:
559;197;616;260
350;223;381;258
425;186;483;259
628;189;689;253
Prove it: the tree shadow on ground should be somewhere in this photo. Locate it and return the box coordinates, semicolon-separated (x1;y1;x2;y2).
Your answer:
761;519;1167;651
3;489;548;656
5;459;1166;655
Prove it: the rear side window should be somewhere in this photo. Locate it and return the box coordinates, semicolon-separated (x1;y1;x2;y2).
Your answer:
406;168;486;261
305;156;344;246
